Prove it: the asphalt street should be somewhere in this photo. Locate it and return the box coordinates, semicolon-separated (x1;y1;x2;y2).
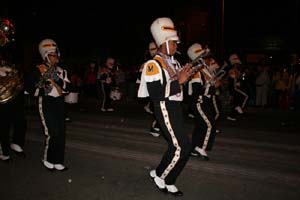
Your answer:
1;97;300;200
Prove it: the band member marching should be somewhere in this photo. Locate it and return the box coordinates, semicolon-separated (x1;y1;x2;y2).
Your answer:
137;41;162;137
138;17;194;196
208;58;228;133
226;54;249;121
136;41;158;110
27;39;71;171
187;43;222;161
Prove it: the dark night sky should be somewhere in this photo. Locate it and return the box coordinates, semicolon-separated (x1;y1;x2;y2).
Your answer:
225;1;299;43
1;0;299;66
3;1;190;65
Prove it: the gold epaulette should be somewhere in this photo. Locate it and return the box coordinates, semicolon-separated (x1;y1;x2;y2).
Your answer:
153;56;167;70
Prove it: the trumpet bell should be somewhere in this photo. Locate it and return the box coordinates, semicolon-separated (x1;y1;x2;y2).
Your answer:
0;66;24;104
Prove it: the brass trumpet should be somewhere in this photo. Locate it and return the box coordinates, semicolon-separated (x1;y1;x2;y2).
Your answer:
189;55;228;86
189;55;214;81
189;56;207;72
215;63;229;81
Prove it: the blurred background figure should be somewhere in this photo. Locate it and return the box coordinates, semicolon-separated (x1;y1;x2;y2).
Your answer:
83;60;98;99
98;56;116;111
271;66;290;110
255;64;271;109
64;65;83;121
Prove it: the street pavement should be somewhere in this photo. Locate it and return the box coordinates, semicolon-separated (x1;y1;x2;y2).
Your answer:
1;97;300;200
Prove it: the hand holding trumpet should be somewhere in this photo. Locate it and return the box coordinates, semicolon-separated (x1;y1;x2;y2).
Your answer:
177;63;195;84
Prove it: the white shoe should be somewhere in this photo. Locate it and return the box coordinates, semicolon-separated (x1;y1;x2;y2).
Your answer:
154;176;165;189
188;113;195;118
195;147;208;156
10;143;23;152
65;117;71;122
166;184;179;193
235;106;244;114
106;108;114;112
153;127;160;131
54;164;68;171
101;108;106;112
144;105;153;114
227;116;236;121
165;184;184;196
149;132;160;137
0;155;10;161
190;149;200;157
194;147;210;160
43;160;54;169
149;130;160;137
149;126;160;137
150;170;157;178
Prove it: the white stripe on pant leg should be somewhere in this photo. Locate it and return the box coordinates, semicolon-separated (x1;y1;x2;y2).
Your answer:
235;88;249;108
101;82;106;110
38;97;51;162
196;96;212;150
159;101;181;179
212;95;220;120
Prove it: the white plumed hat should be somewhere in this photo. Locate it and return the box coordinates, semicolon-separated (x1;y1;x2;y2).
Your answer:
150;17;179;47
187;43;208;61
38;38;60;61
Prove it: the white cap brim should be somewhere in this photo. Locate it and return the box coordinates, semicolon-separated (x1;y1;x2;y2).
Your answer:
166;35;180;43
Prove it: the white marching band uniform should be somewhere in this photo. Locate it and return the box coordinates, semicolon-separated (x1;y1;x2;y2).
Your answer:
138;17;190;196
187;43;219;160
227;54;249;118
29;38;70;171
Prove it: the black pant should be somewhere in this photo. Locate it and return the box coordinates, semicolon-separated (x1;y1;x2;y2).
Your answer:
38;96;66;164
191;96;216;151
100;82;113;110
232;88;248;109
0;93;27;156
154;101;191;185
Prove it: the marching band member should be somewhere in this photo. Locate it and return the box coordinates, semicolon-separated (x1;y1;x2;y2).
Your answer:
0;19;27;161
137;41;162;137
208;59;226;133
143;42;157;115
27;39;71;171
98;57;116;112
136;42;157;114
187;43;221;160
138;17;193;196
226;54;249;121
0;56;27;161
